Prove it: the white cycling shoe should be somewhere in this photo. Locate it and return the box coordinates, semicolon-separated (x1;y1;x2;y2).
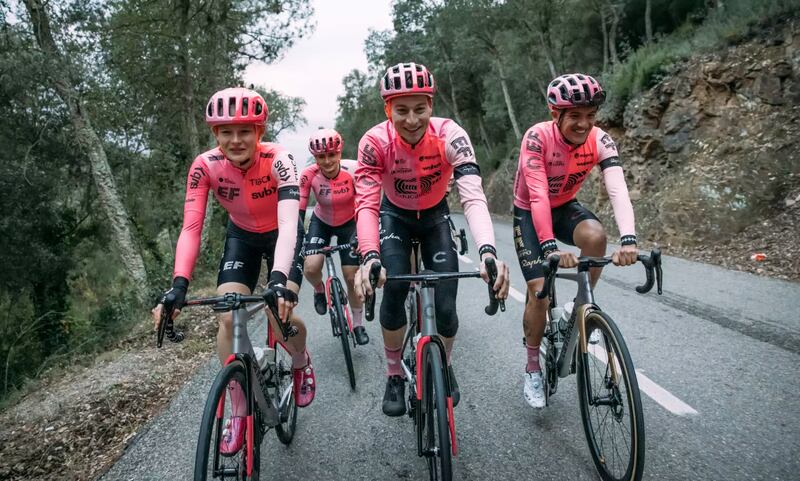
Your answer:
523;371;546;409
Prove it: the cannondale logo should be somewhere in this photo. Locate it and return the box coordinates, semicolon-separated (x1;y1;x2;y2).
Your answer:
432;251;447;264
564;171;589;191
419;171;442;194
394;177;417;195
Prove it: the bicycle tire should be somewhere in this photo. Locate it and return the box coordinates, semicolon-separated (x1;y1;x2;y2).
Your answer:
274;343;298;445
194;360;260;481
418;343;453;481
332;278;356;390
576;310;645;481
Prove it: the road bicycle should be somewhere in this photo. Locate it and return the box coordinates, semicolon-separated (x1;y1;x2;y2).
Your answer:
158;290;299;481
535;249;663;481
365;243;504;481
303;241;360;390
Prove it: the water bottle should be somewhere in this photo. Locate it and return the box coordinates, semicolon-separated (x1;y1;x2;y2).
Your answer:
558;301;574;334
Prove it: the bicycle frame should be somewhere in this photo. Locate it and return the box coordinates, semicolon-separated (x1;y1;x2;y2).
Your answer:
322;251;354;336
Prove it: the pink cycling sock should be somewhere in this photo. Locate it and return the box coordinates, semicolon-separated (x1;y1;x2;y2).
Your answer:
526;344;541;373
292;348;309;369
228;380;247;416
385;345;404;377
351;307;363;328
314;282;325;294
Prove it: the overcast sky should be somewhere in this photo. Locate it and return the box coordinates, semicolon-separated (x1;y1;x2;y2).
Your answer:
244;0;393;166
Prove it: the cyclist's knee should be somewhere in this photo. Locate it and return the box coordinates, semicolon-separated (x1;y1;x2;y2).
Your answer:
217;311;234;333
303;255;323;277
575;220;607;250
525;280;549;307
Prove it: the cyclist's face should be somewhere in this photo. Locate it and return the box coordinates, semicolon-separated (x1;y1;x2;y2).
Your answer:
390;95;432;145
314;151;341;177
553;106;598;145
214;124;260;168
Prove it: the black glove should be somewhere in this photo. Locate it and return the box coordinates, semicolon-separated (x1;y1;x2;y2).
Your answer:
160;276;189;309
267;281;298;304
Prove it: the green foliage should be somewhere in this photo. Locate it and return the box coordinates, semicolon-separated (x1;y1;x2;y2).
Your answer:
0;0;313;400
337;0;800;179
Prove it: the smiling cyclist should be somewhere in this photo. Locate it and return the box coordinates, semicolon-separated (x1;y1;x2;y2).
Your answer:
152;87;317;456
513;73;638;408
353;62;510;417
299;127;368;345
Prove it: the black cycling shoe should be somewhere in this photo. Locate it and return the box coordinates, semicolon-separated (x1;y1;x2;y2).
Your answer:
353;326;369;345
448;365;460;407
382;375;406;417
313;292;327;315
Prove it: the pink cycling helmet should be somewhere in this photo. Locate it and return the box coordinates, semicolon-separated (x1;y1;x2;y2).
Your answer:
380;62;436;101
205;87;268;127
546;73;605;112
308;128;343;155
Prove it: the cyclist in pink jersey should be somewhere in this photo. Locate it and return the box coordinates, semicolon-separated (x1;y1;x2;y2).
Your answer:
151;88;316;455
299;128;368;345
353;62;510;417
512;73;638;408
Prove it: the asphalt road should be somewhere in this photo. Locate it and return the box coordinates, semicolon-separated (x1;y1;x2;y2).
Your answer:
101;214;800;481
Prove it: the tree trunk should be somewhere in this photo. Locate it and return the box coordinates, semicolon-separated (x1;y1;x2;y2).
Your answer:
536;29;558;78
645;0;653;44
176;0;214;252
608;1;621;67
600;2;609;71
24;0;150;300
494;58;522;139
477;115;493;157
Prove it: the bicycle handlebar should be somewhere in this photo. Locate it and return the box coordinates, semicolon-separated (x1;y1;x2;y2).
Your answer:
157;289;298;348
536;248;663;299
363;259;503;321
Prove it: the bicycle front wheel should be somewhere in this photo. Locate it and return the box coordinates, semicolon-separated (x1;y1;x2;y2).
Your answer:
419;342;452;481
331;279;356;390
195;361;260;481
576;310;645;481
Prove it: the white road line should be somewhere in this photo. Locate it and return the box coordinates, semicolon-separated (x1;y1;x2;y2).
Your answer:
588;344;698;416
508;286;526;303
458;254;473;264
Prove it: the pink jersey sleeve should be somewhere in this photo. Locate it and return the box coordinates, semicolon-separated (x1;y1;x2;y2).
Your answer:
601;166;636;238
270;151;300;282
519;125;556;246
173;156;210;281
354;131;386;259
298;165;314;214
443;124;496;253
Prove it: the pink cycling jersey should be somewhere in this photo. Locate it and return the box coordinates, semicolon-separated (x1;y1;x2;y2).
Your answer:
355;117;495;257
174;142;300;281
299;159;357;227
513;121;635;246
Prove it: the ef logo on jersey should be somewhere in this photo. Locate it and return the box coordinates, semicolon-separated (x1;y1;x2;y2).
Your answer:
223;261;244;270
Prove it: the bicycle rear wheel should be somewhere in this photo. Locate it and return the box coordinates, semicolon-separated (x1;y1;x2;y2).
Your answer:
273;343;297;445
195;361;260;481
418;343;452;481
331;278;356;390
577;310;645;481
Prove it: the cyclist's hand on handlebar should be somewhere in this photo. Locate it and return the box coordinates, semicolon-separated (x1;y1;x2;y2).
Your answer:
151;279;187;331
355;258;386;302
549;250;578;269
479;254;509;300
612;244;638;267
268;281;298;322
